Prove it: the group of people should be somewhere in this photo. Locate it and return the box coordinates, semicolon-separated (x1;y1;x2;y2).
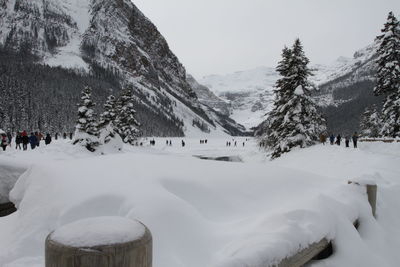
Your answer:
1;131;53;151
320;132;359;148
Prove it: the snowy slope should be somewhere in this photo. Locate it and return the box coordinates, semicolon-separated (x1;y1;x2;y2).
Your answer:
0;140;399;266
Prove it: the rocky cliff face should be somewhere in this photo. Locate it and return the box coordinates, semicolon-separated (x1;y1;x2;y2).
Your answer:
0;0;244;136
0;0;77;54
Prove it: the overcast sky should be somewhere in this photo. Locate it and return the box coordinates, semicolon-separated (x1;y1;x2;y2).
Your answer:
133;0;400;79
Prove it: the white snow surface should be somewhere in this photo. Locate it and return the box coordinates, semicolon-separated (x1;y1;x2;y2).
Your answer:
50;216;146;247
0;139;399;267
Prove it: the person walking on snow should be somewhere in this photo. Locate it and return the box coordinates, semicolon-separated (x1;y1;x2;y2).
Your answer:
345;136;350;148
352;132;359;148
15;132;22;150
22;131;29;151
329;134;335;145
1;134;8;151
320;133;327;145
7;132;12;147
336;134;342;146
29;133;38;150
45;133;52;145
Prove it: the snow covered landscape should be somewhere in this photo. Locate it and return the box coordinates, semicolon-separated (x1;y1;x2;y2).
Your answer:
0;0;399;266
0;139;400;266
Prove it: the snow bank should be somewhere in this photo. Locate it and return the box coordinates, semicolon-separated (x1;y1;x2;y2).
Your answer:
50;216;146;247
0;140;399;266
0;159;28;203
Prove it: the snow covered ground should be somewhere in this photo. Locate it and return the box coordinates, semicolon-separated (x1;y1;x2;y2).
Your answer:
0;139;399;266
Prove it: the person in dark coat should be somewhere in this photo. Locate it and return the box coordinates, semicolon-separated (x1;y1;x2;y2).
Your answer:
45;133;52;145
15;132;22;150
29;133;38;150
336;134;342;146
352;132;359;148
329;134;335;145
7;132;12;147
22;131;29;151
55;133;58;140
345;136;350;148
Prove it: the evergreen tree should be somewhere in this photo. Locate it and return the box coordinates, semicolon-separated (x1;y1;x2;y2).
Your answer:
360;105;382;138
98;95;118;144
115;88;140;145
374;12;400;138
72;86;100;152
260;39;326;159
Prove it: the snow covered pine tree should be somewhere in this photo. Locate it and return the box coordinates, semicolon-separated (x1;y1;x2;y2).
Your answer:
98;95;123;151
115;88;140;145
260;39;326;159
360;105;382;138
72;86;100;152
374;12;400;138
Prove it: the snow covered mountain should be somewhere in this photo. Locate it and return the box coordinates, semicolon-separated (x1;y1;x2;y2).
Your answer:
200;67;277;130
200;42;382;133
0;0;244;137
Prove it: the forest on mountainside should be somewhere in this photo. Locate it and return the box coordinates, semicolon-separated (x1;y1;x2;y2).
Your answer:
0;48;185;136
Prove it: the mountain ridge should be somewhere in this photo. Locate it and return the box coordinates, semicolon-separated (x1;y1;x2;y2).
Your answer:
0;0;245;137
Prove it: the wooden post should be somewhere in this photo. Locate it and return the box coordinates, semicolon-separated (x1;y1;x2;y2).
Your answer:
0;202;16;217
348;181;377;218
277;238;330;267
366;184;377;218
45;218;152;267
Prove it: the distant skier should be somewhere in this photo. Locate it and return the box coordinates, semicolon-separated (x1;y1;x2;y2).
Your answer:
55;133;58;140
45;133;52;145
182;140;185;147
69;133;73;140
352;132;359;148
63;133;67;139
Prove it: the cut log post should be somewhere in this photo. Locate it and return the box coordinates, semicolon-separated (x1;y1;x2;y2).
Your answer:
45;217;152;267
